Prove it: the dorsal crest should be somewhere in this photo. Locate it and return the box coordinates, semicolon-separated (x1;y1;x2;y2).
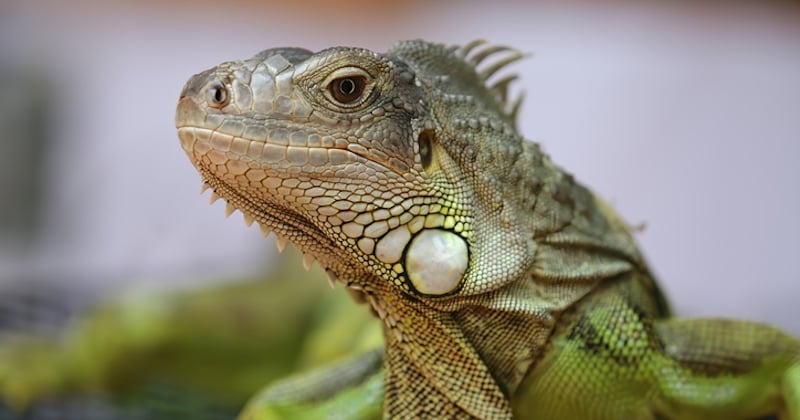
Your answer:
389;39;526;127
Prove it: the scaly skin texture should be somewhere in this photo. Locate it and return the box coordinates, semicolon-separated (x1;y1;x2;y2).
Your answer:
175;40;799;419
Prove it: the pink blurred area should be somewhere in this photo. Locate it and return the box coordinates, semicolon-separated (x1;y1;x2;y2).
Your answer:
0;1;797;331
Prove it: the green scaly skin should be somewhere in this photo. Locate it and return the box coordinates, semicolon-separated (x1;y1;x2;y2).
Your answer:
175;40;799;419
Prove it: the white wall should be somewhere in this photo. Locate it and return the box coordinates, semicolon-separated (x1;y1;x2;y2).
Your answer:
0;0;797;332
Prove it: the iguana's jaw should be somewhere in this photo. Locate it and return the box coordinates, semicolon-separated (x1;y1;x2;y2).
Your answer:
177;124;360;281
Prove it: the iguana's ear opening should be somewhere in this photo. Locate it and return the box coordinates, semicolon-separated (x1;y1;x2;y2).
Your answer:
418;129;435;170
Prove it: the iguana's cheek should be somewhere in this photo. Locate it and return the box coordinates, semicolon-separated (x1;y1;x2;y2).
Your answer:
338;210;469;295
405;229;468;296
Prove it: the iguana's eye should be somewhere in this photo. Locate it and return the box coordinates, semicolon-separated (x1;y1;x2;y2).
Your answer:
206;81;229;108
329;76;367;104
320;67;375;110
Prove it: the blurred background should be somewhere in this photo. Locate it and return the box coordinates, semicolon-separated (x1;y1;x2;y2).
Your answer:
0;0;798;418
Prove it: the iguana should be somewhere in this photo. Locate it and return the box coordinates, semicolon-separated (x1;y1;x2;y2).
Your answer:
175;40;799;419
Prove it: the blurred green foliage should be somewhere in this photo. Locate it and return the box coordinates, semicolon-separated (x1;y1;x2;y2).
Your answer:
0;250;381;417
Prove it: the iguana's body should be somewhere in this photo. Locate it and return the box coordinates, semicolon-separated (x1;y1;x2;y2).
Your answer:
175;40;799;419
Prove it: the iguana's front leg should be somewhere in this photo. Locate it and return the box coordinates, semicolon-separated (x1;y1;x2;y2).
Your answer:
239;348;385;420
517;272;800;419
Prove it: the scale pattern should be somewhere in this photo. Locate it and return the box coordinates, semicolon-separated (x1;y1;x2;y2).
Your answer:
175;40;799;419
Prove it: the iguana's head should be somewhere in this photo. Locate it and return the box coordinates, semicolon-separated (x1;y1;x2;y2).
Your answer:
175;40;531;303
